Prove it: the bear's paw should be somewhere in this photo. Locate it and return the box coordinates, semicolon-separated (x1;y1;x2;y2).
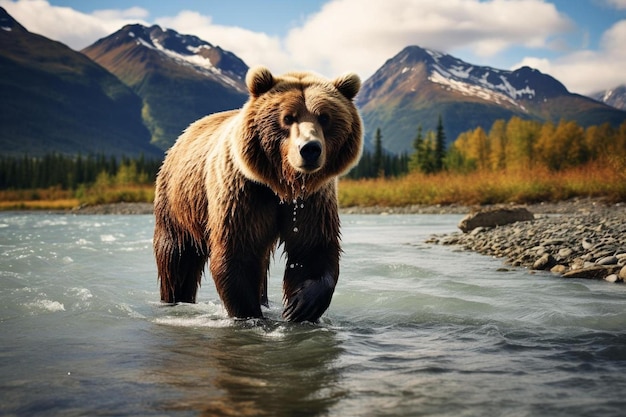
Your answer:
282;273;335;322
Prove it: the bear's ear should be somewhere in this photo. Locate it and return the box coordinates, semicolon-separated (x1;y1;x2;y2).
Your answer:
333;72;361;101
246;66;276;97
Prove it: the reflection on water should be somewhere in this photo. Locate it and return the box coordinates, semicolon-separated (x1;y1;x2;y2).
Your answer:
149;316;343;416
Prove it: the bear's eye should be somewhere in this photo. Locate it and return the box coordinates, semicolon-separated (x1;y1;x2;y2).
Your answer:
283;114;297;125
318;113;331;127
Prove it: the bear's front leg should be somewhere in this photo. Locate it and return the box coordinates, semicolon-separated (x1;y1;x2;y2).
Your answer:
280;198;341;322
207;187;278;320
209;247;269;319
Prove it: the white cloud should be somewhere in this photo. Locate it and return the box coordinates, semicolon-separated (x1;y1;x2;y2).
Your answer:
514;19;626;94
91;7;149;21
0;0;148;49
283;0;573;78
2;0;573;78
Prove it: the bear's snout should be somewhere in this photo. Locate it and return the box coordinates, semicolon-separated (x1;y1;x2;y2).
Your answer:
287;120;326;173
299;140;322;166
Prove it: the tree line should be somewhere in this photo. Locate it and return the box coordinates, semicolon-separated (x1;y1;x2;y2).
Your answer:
0;153;162;190
2;116;625;189
346;115;447;178
447;118;626;173
347;116;626;179
346;127;410;178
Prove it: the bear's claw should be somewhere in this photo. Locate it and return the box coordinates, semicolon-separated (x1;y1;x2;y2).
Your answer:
282;273;335;322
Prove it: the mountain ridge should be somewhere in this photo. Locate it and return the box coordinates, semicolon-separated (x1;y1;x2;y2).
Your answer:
591;85;626;111
357;45;626;154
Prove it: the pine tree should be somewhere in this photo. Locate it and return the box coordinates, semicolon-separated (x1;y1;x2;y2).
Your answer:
409;125;424;172
435;115;447;171
373;127;384;177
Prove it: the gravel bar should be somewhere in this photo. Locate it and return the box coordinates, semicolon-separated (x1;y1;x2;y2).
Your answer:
426;199;626;283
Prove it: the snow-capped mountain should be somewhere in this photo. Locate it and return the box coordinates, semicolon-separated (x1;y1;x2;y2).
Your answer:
591;85;626;111
419;49;567;108
82;24;249;150
119;24;246;91
357;46;626;153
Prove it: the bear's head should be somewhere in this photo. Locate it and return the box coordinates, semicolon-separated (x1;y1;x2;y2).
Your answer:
233;66;363;200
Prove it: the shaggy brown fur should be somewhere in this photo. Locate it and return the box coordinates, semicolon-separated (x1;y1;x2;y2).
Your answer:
153;66;363;322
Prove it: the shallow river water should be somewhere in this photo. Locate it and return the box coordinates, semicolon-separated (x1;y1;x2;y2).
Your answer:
1;212;625;416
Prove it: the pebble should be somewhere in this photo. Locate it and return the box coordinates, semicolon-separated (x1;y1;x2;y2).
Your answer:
605;274;619;283
427;199;626;283
597;256;618;266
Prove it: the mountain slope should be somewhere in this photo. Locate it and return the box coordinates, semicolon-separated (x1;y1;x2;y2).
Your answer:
0;8;159;157
82;24;249;150
591;85;626;111
357;46;626;153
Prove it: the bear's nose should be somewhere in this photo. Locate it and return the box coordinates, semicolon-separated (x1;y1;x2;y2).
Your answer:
299;140;322;165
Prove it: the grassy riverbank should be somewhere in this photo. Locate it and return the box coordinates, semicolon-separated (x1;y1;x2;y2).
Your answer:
0;184;154;211
1;164;624;211
339;164;626;207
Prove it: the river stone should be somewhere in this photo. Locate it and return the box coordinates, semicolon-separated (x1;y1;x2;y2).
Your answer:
458;206;534;233
550;264;568;274
620;266;626;280
533;253;556;270
597;255;618;265
562;265;616;279
592;250;614;260
558;248;573;258
604;274;620;283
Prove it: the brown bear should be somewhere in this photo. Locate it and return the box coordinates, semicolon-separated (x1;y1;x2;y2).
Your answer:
153;65;363;322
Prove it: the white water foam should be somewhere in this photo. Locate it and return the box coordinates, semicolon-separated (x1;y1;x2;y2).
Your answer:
25;299;65;312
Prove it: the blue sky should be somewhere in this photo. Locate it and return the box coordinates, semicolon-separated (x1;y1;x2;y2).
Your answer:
2;0;626;94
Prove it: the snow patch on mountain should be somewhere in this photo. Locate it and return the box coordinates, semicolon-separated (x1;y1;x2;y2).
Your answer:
135;36;152;50
601;89;615;101
425;49;443;60
152;37;211;68
429;71;524;110
129;27;244;92
421;48;535;108
187;44;212;53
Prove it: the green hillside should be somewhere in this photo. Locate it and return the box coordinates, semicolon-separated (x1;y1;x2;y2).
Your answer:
0;8;160;157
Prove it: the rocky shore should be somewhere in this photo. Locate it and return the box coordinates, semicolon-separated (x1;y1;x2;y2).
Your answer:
426;199;626;283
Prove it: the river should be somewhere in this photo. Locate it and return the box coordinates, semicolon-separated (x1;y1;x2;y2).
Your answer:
1;212;625;416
